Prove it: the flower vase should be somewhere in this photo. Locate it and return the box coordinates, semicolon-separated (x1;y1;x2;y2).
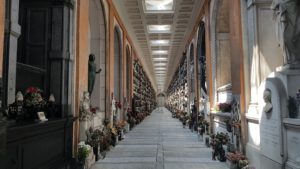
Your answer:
23;106;39;122
93;146;100;161
121;129;125;139
77;162;85;169
226;160;238;169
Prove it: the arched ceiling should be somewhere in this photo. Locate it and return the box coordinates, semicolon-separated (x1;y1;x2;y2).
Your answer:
112;0;204;92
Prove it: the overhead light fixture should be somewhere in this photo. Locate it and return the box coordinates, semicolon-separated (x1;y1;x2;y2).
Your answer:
143;0;174;13
148;25;171;34
152;50;168;55
150;40;170;46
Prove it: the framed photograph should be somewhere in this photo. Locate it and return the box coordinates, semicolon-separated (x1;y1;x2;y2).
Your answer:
37;112;48;122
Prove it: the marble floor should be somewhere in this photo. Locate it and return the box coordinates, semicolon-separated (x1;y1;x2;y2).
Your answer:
92;107;228;169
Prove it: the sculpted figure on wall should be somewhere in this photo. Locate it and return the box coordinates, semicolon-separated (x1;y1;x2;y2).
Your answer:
88;54;102;95
263;89;273;114
272;0;300;64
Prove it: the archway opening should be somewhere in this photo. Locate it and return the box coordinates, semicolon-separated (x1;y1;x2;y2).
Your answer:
114;28;122;102
189;44;195;108
89;0;106;112
197;21;207;97
126;46;131;103
214;0;232;103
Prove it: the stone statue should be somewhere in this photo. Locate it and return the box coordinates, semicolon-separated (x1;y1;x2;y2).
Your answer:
8;91;24;120
263;89;273;114
79;91;92;121
88;54;102;95
272;0;300;64
111;95;116;126
46;94;58;118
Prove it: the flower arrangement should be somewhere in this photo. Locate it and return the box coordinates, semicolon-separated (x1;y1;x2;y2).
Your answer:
86;128;102;148
288;96;298;118
90;106;99;114
77;142;91;164
218;103;232;112
110;126;118;136
115;120;127;130
210;132;229;161
226;152;249;169
24;87;46;108
115;101;122;109
198;117;209;135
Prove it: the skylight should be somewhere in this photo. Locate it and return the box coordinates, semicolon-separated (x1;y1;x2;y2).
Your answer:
143;0;174;13
153;58;168;61
150;40;170;46
148;25;171;34
155;67;167;70
152;50;168;55
154;63;167;66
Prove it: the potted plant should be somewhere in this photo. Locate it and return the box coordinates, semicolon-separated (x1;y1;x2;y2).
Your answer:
86;128;102;161
288;96;298;118
210;133;229;162
218;103;232;112
226;152;248;169
77;142;91;169
23;87;46;121
110;126;118;146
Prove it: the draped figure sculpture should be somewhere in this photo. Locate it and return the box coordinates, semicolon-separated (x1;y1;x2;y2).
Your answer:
88;54;102;95
272;0;300;64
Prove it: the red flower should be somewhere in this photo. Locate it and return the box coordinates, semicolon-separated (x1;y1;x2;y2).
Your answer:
115;102;122;109
26;86;42;94
90;107;99;114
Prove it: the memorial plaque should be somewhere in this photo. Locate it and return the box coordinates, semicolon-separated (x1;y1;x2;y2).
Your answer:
259;79;284;164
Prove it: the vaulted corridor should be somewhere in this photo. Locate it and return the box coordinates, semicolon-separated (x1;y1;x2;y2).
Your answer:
92;107;228;169
1;0;300;169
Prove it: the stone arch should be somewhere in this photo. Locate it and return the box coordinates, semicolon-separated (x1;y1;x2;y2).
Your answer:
89;0;106;112
114;26;122;101
211;0;231;103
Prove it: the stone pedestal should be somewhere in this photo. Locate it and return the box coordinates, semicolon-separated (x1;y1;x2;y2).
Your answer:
257;66;300;169
93;112;104;129
85;150;95;169
284;118;300;169
258;76;285;169
80;120;92;141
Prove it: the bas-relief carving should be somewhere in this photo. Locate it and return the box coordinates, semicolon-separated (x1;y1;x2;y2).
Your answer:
263;89;273;114
272;0;300;64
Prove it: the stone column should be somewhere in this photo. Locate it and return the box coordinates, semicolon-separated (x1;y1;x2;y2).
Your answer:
3;0;21;105
49;0;75;117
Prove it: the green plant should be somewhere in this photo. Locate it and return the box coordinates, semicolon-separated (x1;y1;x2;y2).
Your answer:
86;128;102;148
77;142;91;163
288;96;298;118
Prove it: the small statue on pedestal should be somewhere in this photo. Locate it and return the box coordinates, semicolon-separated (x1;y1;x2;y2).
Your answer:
46;94;58;118
8;91;24;121
272;0;300;65
79;91;92;121
111;95;116;126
